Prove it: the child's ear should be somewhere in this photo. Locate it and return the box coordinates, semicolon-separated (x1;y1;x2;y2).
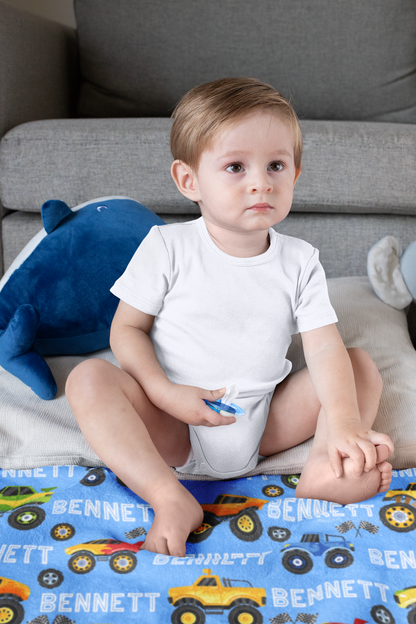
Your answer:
171;160;201;202
293;167;302;186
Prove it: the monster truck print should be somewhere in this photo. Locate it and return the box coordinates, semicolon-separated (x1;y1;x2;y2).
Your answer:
0;576;30;624
168;568;266;624
379;482;416;532
65;538;144;574
393;584;416;623
281;532;354;574
324;613;395;624
0;484;56;530
188;494;268;543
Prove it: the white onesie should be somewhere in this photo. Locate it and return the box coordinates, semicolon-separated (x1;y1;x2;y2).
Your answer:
110;217;338;478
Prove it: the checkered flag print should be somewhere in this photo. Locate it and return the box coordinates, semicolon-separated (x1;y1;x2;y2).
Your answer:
359;520;379;534
125;526;147;539
53;617;75;624
295;614;318;624
336;520;355;534
270;614;293;623
28;617;49;624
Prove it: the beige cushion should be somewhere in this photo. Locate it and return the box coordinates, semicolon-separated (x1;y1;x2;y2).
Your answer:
0;277;414;476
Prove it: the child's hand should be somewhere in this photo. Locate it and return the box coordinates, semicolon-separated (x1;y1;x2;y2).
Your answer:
161;384;237;427
327;420;394;478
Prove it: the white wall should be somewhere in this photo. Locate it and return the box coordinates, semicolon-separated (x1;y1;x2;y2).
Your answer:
3;0;76;28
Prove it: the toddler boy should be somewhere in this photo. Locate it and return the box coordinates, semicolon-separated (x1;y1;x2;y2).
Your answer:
66;77;394;557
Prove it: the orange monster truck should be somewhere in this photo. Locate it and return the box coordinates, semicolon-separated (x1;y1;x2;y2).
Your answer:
65;538;144;574
188;493;269;543
0;576;30;624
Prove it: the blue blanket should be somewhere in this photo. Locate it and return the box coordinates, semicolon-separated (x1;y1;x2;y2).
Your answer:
1;464;415;624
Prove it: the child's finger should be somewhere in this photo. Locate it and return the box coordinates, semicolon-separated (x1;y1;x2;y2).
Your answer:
206;387;226;401
205;409;236;427
329;449;343;479
201;388;236;426
357;440;377;472
166;535;187;558
349;446;366;477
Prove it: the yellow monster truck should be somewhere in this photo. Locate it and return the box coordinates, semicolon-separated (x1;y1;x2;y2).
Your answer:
168;568;266;624
379;482;416;532
393;585;416;623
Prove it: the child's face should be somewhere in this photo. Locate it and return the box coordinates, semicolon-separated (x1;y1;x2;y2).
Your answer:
172;111;301;236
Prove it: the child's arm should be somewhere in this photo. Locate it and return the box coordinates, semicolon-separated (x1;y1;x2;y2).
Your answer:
110;301;234;427
301;323;393;478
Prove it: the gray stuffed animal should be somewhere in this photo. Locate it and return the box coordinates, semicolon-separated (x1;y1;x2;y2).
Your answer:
368;236;416;310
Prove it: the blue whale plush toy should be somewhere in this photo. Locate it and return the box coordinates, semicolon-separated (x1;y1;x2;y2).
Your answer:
0;196;164;400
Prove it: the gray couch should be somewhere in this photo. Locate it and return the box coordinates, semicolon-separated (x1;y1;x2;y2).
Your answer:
1;0;416;473
2;0;416;280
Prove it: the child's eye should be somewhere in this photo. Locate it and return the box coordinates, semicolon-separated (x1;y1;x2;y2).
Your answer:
269;161;284;172
226;163;244;173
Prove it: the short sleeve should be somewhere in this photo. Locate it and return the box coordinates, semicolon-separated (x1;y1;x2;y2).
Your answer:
294;248;338;333
110;226;170;315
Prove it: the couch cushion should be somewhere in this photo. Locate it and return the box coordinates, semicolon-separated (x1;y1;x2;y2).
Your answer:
4;210;416;283
2;119;416;215
0;277;415;474
75;0;416;123
0;1;78;140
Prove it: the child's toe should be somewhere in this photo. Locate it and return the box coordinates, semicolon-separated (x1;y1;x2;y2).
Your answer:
375;444;391;464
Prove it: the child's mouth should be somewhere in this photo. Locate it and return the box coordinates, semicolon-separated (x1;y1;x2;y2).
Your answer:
248;203;273;211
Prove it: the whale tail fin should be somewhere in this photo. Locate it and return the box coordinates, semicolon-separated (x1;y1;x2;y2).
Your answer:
0;304;57;400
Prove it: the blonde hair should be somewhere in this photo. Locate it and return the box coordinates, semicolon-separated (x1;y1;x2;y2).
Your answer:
170;77;302;172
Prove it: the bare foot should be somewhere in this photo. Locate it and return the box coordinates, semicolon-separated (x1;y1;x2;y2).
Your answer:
376;460;393;493
374;443;391;465
141;481;203;557
296;445;393;505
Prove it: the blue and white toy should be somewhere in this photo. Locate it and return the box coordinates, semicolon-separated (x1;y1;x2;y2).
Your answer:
367;236;416;310
204;383;245;416
0;196;164;400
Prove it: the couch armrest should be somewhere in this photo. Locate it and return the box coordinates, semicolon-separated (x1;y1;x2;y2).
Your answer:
0;202;4;276
0;1;79;141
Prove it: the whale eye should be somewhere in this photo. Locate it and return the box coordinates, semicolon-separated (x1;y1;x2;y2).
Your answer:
97;205;108;212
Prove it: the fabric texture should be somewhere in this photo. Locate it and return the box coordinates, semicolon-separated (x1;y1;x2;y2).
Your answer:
74;0;416;123
111;218;337;398
0;276;415;474
0;0;77;140
1;463;415;623
2;119;416;215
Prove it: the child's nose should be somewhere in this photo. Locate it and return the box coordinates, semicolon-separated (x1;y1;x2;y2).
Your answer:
248;175;273;193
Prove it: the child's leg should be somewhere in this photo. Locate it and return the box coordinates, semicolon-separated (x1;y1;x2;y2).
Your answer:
259;348;392;504
65;359;203;556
